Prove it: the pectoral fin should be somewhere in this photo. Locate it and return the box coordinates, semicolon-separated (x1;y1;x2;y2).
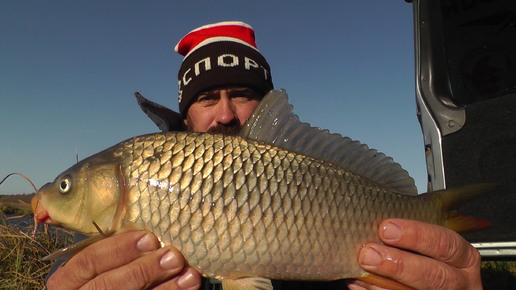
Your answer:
356;273;415;290
41;234;106;261
42;222;146;261
221;277;273;290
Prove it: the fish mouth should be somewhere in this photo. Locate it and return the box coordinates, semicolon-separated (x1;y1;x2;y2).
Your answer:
31;196;61;227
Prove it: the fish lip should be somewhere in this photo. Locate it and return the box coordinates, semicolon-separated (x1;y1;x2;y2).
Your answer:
31;196;61;226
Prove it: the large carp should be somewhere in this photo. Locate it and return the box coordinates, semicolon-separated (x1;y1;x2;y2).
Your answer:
32;90;491;290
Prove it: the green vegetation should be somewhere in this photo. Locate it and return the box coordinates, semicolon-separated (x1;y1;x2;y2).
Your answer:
0;213;73;289
482;260;516;290
0;193;34;216
0;204;32;216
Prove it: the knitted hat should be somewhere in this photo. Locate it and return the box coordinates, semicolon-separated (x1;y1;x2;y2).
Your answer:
175;21;274;118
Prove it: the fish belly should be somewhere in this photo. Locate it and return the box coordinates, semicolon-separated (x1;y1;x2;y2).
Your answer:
116;132;442;281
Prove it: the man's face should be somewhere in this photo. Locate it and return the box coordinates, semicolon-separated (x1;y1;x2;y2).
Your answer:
185;87;261;134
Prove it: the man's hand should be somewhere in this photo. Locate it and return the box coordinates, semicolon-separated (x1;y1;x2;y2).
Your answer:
47;230;202;290
347;219;482;290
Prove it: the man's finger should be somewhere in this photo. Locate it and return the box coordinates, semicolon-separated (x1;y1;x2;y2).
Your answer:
356;219;483;290
47;231;161;289
358;242;484;290
83;246;191;290
378;219;479;268
153;267;203;290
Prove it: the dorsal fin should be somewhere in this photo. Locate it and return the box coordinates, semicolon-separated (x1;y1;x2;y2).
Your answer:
240;89;418;196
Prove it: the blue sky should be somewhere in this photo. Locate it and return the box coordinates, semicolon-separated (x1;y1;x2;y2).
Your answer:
0;1;427;195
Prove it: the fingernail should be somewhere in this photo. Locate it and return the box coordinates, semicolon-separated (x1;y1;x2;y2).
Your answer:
160;250;181;270
383;222;401;240
177;270;198;289
362;247;381;266
137;233;156;252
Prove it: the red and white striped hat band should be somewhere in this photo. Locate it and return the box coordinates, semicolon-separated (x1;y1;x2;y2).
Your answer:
175;21;259;58
175;21;274;118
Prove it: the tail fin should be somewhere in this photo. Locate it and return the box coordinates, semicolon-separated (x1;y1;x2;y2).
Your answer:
437;184;497;234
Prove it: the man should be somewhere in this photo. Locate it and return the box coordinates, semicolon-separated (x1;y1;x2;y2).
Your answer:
47;21;483;290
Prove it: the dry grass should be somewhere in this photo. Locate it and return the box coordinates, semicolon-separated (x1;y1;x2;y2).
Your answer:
0;212;73;290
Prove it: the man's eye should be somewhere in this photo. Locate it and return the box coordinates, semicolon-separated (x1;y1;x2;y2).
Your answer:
232;95;251;102
198;96;216;103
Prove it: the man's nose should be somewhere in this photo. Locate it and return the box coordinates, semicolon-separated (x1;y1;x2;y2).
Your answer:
215;96;237;125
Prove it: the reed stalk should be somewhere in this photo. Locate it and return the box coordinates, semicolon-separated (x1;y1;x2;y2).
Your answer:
0;212;73;289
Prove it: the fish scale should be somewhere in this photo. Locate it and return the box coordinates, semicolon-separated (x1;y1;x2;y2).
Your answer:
32;90;493;290
112;131;439;281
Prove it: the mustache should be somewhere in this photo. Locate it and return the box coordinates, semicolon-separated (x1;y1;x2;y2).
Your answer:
207;123;242;135
186;115;242;134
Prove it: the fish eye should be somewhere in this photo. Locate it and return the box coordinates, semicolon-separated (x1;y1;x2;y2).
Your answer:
59;176;72;194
